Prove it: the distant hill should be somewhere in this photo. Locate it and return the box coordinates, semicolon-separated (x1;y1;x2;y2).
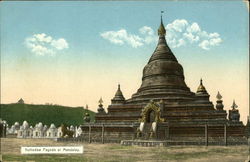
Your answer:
0;103;95;127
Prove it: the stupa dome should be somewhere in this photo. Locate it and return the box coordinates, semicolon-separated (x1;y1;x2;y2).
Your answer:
129;18;192;102
50;124;56;129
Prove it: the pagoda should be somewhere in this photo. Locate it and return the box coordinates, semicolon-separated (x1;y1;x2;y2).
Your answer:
81;16;245;141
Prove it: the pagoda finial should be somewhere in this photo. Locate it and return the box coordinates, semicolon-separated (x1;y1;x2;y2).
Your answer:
161;11;164;23
231;100;238;110
99;97;103;105
216;91;224;110
216;91;222;100
112;84;125;104
97;97;105;114
196;78;207;94
158;11;166;36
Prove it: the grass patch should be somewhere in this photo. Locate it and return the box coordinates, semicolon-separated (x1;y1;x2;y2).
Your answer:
2;154;140;162
151;145;249;161
208;146;248;154
152;150;211;160
2;154;92;162
108;144;133;150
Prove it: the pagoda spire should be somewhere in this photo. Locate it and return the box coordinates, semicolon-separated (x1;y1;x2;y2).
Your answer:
131;13;191;101
158;11;166;36
229;99;240;122
118;84;121;91
216;91;222;100
148;12;176;63
231;100;238;110
216;91;224;110
97;97;105;114
114;84;124;98
99;97;103;106
196;78;207;94
111;84;125;104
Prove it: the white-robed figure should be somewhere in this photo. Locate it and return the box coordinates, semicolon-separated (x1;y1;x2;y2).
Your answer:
70;125;74;131
151;122;157;133
139;122;145;132
75;126;82;137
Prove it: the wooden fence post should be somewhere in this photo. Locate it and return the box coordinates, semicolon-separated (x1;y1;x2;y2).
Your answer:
166;126;169;140
102;124;104;144
205;124;208;146
88;124;91;143
224;124;227;146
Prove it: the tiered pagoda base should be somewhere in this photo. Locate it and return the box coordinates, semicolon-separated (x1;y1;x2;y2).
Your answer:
80;17;246;143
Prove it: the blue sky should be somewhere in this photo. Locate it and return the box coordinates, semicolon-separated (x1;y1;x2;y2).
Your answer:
1;1;249;123
1;1;248;75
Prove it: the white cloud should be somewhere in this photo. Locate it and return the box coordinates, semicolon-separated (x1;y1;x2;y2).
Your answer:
177;38;186;47
100;29;143;48
198;36;222;50
198;40;210;50
210;37;222;46
197;32;222;50
25;33;69;56
33;33;52;43
166;19;188;32
183;32;200;43
187;23;201;33
100;19;222;50
31;45;54;56
169;38;186;48
166;19;222;50
139;26;158;44
209;32;220;38
51;38;69;50
139;26;154;35
101;26;157;48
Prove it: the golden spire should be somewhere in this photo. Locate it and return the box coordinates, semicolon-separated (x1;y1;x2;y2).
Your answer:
158;11;166;36
196;78;207;93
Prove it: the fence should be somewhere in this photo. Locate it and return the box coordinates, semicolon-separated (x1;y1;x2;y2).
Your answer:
56;123;248;146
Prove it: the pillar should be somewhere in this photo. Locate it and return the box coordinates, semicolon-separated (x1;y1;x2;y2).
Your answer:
165;126;169;140
224;124;227;146
88;124;91;143
101;124;104;144
205;124;208;146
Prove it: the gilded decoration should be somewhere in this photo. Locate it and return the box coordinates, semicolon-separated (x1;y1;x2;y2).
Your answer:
139;100;164;123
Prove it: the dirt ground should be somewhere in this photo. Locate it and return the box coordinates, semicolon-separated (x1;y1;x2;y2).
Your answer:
0;138;249;162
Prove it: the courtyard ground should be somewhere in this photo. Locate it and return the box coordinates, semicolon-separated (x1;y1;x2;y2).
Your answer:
0;138;249;162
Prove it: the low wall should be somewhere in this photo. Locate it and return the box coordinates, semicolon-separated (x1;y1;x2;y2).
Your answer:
56;136;249;146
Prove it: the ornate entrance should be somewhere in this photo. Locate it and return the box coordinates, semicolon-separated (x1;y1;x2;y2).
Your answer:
137;100;164;139
147;110;155;123
139;100;164;123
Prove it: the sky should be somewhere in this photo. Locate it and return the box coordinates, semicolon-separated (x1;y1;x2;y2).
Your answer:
1;1;249;124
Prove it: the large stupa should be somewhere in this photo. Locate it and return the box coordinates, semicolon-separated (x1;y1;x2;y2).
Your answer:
81;16;245;142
